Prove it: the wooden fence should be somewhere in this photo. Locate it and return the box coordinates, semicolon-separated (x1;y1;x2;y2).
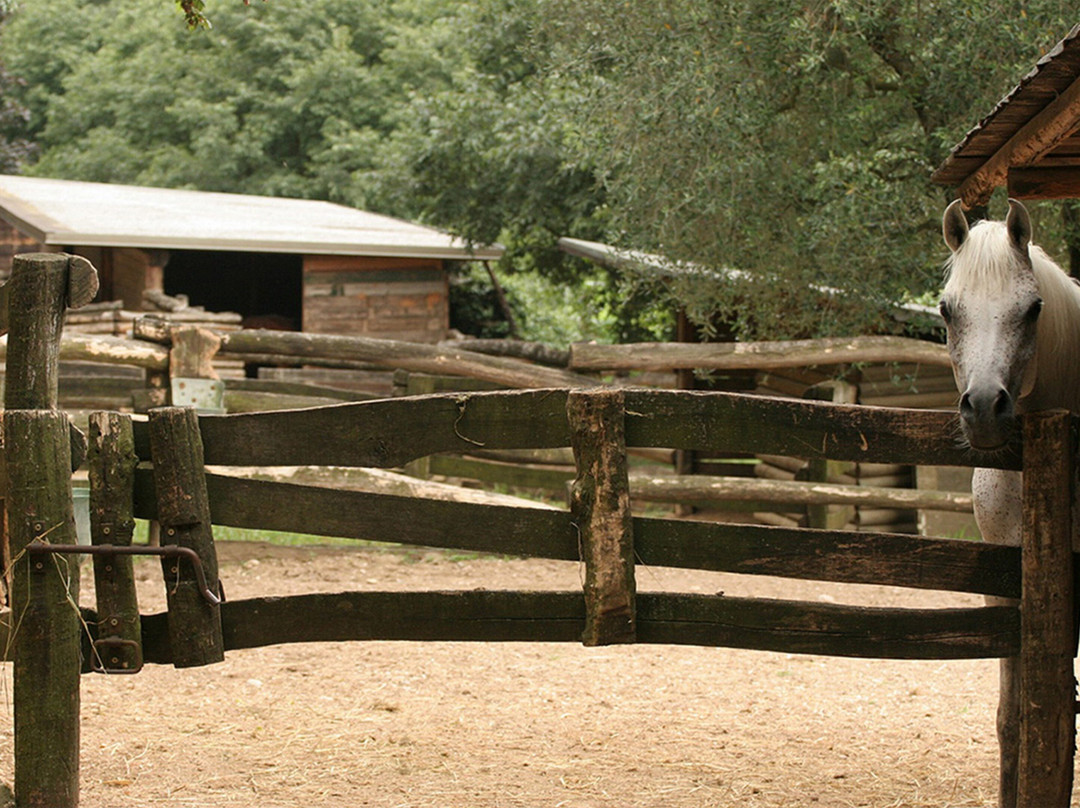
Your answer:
2;253;1076;807
2;311;976;529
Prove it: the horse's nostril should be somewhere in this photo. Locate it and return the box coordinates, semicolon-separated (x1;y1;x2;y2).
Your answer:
960;387;1012;424
960;392;974;418
993;389;1012;417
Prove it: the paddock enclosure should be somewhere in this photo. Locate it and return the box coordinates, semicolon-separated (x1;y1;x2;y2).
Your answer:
1;253;1077;806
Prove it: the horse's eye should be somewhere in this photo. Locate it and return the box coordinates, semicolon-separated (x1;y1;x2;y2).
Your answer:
1026;298;1043;323
938;299;952;323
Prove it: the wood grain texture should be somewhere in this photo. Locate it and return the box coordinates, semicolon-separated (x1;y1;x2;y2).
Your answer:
4;410;82;808
168;326;221;381
1008;166;1080;199
88;411;142;673
632;518;1020;598
134;389;574;467
218;329;597;389
148;407;224;668
4;253;69;410
130;472;1019;597
569;390;636;646
957;74;1080;206
628;473;974;513
131;388;1013;471
125;591;1019;663
570;336;950;372
620;389;1020;470
1017;410;1075;807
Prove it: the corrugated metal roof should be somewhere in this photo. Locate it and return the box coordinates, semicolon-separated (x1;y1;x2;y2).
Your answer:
0;174;503;260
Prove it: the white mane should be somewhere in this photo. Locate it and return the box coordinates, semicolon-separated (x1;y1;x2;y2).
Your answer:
1028;245;1080;413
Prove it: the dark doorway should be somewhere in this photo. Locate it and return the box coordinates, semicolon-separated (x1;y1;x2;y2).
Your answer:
164;250;302;330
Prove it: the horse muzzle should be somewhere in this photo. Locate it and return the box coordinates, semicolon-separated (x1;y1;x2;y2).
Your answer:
959;384;1016;450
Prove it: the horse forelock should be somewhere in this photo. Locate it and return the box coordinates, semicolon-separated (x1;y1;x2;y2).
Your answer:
943;220;1032;296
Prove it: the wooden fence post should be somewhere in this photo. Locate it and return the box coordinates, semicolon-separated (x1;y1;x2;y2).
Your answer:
1017;410;1076;807
5;411;82;808
87;411;142;672
2;252;98;808
803;381;858;529
568;389;636;646
148;406;224;668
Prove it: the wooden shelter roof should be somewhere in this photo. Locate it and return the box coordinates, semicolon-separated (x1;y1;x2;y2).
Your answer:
0;174;502;260
932;23;1080;206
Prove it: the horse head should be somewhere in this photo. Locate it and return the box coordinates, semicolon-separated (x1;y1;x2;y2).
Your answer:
940;199;1043;451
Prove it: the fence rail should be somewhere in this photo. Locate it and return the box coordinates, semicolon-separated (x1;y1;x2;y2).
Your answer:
129;388;1020;471
112;592;1018;663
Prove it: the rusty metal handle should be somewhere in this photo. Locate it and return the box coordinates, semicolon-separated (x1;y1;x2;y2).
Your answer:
26;542;223;606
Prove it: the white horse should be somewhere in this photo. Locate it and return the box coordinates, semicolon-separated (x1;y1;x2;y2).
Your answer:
941;198;1080;807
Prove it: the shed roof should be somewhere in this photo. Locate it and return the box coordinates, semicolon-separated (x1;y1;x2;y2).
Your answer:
0;174;503;260
931;23;1080;205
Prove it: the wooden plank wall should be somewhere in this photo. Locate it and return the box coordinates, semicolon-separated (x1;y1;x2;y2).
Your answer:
302;255;449;343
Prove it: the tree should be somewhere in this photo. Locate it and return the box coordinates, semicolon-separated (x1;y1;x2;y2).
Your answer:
0;0;468;199
534;1;1077;339
0;0;644;342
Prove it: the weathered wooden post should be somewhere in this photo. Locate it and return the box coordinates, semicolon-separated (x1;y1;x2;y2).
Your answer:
2;252;98;808
1016;410;1076;807
803;380;857;530
148;406;224;668
87;412;142;672
568;389;636;646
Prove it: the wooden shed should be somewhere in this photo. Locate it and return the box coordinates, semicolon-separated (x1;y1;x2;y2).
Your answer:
932;22;1080;206
0;175;502;342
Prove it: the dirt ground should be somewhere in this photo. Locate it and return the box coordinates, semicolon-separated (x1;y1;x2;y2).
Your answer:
0;540;1051;807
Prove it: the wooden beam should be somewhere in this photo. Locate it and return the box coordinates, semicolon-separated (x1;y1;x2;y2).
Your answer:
958;76;1080;207
569;336;951;373
627;473;974;513
124;592;1019;662
0;332;171;370
4;411;82;808
1007;166;1080;199
130;389;1017;472
219;328;599;389
130;471;1018;598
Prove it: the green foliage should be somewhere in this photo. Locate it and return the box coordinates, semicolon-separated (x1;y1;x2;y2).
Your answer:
1;0;638;341
2;0;465;198
537;1;1077;339
449;262;674;346
6;1;1078;342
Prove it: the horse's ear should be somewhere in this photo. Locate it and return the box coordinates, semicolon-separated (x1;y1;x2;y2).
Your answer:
943;199;968;252
1006;198;1032;251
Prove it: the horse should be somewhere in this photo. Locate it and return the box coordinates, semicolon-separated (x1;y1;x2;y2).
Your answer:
941;197;1080;807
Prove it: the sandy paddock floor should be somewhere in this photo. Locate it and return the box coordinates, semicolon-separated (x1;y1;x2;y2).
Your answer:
0;540;1056;807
